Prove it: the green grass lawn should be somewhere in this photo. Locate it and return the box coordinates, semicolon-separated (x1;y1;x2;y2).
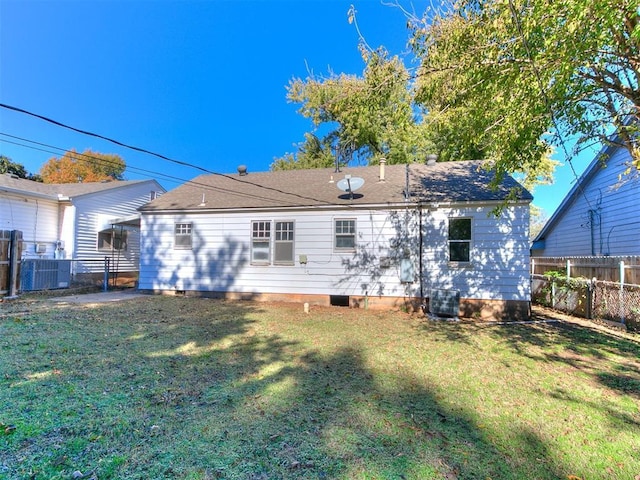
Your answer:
1;296;639;479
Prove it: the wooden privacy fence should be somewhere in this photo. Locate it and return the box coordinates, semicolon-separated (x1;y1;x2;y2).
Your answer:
531;256;640;285
0;230;23;297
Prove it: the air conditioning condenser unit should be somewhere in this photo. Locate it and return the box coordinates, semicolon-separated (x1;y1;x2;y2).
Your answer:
429;289;460;318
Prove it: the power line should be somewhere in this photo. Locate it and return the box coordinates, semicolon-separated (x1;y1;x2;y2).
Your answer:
0;132;328;207
0;102;339;206
1;133;172;181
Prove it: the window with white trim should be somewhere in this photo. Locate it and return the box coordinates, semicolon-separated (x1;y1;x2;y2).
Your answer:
274;221;295;265
97;229;127;251
251;221;271;264
335;219;356;251
174;223;193;250
251;220;295;265
448;218;471;263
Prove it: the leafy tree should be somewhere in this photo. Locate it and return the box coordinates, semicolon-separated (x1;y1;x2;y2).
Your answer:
0;155;42;181
40;149;126;183
529;205;549;240
1;155;29;178
272;133;338;171
274;5;556;192
410;0;640;178
272;46;436;170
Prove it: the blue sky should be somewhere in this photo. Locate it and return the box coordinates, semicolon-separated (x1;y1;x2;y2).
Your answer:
0;0;597;217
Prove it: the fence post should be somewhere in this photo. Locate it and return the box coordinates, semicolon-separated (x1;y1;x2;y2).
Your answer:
566;259;571;279
531;258;535;276
586;277;593;319
619;261;625;325
103;256;110;292
8;230;21;296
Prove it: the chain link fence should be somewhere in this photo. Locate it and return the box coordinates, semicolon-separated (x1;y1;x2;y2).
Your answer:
532;274;640;331
592;280;640;329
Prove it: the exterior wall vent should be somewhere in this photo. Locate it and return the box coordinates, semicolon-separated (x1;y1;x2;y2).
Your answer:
330;295;350;307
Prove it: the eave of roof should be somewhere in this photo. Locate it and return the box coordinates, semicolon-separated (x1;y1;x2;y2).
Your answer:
0;174;160;200
0;184;59;200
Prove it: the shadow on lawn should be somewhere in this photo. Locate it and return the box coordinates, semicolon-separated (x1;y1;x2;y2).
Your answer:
192;345;566;479
415;312;640;423
2;299;573;479
122;312;568;479
488;320;640;401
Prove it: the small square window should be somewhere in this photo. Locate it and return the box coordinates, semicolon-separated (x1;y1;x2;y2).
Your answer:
335;219;356;250
97;229;127;251
175;223;193;249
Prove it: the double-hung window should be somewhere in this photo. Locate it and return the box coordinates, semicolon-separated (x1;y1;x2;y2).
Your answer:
251;220;295;265
174;222;193;250
251;221;271;264
335;219;356;251
274;221;295;265
448;218;471;263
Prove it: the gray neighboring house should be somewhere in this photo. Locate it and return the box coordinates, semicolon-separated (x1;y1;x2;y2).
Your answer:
139;160;533;320
0;174;165;284
532;143;640;257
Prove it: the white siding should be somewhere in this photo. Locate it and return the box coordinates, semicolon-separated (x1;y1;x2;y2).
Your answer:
0;192;59;258
140;203;531;302
140;209;418;298
72;183;158;273
542;147;640;256
422;205;530;301
58;204;76;259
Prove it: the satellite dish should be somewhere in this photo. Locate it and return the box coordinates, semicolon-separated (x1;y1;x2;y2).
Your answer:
336;175;365;198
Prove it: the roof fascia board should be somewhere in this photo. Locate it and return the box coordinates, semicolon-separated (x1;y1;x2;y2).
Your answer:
67;179;163;199
140;202;420;215
140;199;529;216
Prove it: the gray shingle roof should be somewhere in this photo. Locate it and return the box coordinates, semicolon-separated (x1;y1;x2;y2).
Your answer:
140;160;532;212
0;174;155;199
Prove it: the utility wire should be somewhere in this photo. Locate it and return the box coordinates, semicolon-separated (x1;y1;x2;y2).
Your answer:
0;102;340;206
0;132;328;207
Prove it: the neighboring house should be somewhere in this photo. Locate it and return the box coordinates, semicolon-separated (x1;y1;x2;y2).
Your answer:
532;143;640;257
139;160;532;320
0;173;165;284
